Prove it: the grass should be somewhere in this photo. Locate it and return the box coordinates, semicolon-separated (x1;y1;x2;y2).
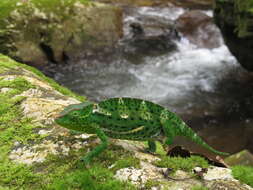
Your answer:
232;165;253;187
154;155;209;173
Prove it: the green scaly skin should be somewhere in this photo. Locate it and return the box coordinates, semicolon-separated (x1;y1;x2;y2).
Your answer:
55;97;229;164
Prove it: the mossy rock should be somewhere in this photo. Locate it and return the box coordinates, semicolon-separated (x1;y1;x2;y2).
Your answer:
225;150;253;166
214;0;253;71
0;0;123;67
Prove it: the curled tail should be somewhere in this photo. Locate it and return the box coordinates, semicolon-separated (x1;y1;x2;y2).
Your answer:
177;122;229;156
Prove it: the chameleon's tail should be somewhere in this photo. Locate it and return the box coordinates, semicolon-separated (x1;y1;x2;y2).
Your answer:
177;123;230;156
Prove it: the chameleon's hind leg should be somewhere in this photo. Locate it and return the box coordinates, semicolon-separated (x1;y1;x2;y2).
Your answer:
146;140;156;153
81;125;108;164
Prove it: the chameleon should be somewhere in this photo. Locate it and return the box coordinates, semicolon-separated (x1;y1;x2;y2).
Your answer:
55;97;229;163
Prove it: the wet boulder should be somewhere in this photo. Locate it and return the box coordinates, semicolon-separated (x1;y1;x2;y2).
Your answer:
123;15;177;57
0;0;123;67
214;0;253;71
176;10;222;49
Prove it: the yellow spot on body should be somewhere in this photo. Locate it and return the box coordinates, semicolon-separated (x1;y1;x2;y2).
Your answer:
102;126;145;134
120;114;129;119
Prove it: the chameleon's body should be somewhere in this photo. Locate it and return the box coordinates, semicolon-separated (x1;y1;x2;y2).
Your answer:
55;97;229;163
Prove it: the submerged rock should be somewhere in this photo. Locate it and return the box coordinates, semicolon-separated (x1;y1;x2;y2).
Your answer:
0;0;123;67
214;0;253;71
176;10;222;49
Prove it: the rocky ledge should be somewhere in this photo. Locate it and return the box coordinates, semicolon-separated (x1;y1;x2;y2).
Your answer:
214;0;253;71
0;0;123;67
0;54;252;189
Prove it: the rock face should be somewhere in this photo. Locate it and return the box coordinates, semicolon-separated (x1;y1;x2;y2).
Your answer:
0;0;123;67
214;0;253;71
176;10;222;49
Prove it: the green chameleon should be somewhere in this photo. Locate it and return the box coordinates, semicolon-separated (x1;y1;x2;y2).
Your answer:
55;97;229;163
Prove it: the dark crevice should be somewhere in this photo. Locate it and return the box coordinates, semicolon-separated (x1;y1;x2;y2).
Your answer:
40;43;57;64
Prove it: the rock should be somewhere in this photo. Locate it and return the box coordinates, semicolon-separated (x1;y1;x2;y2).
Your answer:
203;166;233;181
225;150;253;166
176;10;222;49
214;0;253;71
207;179;253;190
122;14;177;58
0;0;123;67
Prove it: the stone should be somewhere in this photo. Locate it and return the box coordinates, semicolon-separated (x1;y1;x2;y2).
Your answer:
176;10;222;49
0;1;123;67
122;13;177;58
225;150;253;167
203;166;233;181
214;0;253;71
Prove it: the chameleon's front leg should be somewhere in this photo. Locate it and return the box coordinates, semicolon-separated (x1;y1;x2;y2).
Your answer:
81;125;108;164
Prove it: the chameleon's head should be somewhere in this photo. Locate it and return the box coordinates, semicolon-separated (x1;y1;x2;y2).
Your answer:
55;101;94;131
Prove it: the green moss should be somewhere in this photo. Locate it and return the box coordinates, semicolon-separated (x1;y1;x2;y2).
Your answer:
191;185;209;190
112;156;140;172
154;156;209;173
31;0;89;12
0;0;89;22
47;165;136;190
144;180;164;190
0;0;19;23
93;144;140;171
0;54;85;102
0;78;43;189
0;59;137;189
232;165;253;187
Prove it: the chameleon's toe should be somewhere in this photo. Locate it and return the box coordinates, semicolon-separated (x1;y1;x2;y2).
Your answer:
143;148;159;156
80;156;91;165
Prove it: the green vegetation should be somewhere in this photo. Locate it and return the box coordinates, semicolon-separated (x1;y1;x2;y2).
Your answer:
191;185;209;190
154;155;209;172
0;0;89;22
144;180;166;190
232;165;253;187
0;55;137;189
47;165;136;190
0;54;85;101
0;77;42;188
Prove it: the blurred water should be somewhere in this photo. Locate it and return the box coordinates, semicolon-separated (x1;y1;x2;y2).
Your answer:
53;6;253;155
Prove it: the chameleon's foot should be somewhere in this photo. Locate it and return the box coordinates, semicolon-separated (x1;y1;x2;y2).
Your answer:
80;156;91;166
143;148;159;156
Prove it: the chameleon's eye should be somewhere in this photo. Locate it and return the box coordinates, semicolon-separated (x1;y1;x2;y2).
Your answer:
72;111;79;117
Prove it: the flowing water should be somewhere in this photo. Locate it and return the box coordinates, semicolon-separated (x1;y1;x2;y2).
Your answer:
52;6;253;156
